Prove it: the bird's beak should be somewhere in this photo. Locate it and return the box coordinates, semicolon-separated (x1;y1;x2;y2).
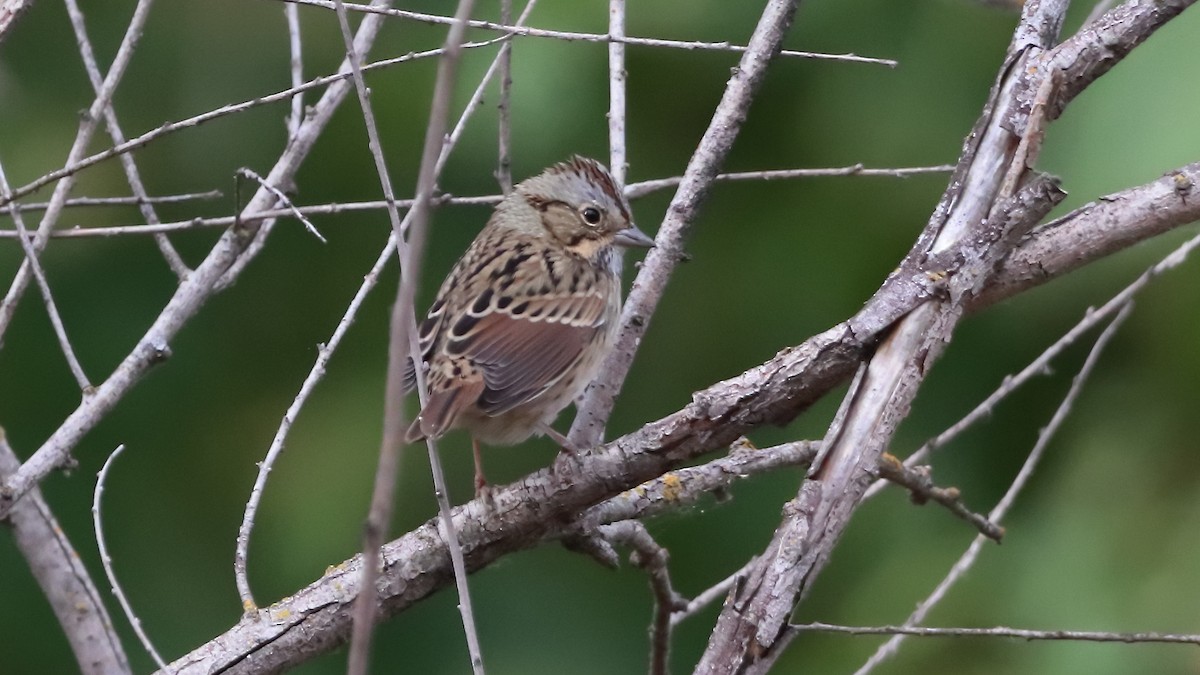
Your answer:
614;224;655;248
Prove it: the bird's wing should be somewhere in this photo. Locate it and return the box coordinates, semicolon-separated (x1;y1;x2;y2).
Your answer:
450;286;610;416
403;294;450;394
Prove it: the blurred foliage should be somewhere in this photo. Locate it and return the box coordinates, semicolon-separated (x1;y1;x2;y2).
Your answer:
1;1;1199;674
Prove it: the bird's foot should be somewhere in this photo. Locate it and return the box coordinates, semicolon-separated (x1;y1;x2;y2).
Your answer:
537;423;584;455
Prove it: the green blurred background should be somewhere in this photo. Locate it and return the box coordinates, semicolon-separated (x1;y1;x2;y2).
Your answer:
2;1;1199;673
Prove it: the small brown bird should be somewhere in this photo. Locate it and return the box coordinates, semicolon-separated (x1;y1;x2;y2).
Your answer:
404;156;654;493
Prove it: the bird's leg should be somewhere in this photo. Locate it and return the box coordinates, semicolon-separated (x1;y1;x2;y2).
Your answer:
538;422;583;455
472;437;489;497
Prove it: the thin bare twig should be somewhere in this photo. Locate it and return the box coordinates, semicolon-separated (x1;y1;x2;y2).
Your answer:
438;0;536;184
63;0;189;277
233;2;343;614
278;0;896;66
2;195;499;239
795;622;1200;645
0;163;953;240
228;6;319;273
2;432;130;675
562;439;811;607
329;0;427;670
237;168;327;243
608;0;627;184
284;2;305;138
495;0;513;193
623;164;954;198
371;1;542;668
670;560;757;629
233;236;395;610
5;190;222;214
597;521;688;675
873;453;1003;541
0;161;91;390
337;0;484;671
575;439;819;529
92;444;174;673
571;438;998;543
852;303;1132;674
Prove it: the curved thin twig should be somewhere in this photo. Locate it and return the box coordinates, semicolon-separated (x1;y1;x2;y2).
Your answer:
93;445;173;673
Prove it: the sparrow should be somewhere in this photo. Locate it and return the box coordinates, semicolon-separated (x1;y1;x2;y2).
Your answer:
404;156;654;493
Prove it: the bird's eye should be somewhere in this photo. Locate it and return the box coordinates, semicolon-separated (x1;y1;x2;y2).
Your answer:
580;206;603;226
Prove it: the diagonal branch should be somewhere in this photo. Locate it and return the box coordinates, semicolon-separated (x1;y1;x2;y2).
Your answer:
0;0;35;43
1;431;130;675
852;302;1132;674
0;161;91;391
569;0;802;447
694;0;1193;671
163;153;1200;673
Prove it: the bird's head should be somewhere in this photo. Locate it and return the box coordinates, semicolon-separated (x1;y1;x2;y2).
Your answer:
504;156;654;259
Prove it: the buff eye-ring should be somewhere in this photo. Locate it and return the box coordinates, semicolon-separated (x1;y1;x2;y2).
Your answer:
580;206;602;225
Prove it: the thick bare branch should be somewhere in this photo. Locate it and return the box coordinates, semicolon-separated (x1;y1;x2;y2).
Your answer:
575;440;818;529
695;0;1194;670
0;0;35;44
980;162;1200;306
1;431;130;675
854;303;1131;674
